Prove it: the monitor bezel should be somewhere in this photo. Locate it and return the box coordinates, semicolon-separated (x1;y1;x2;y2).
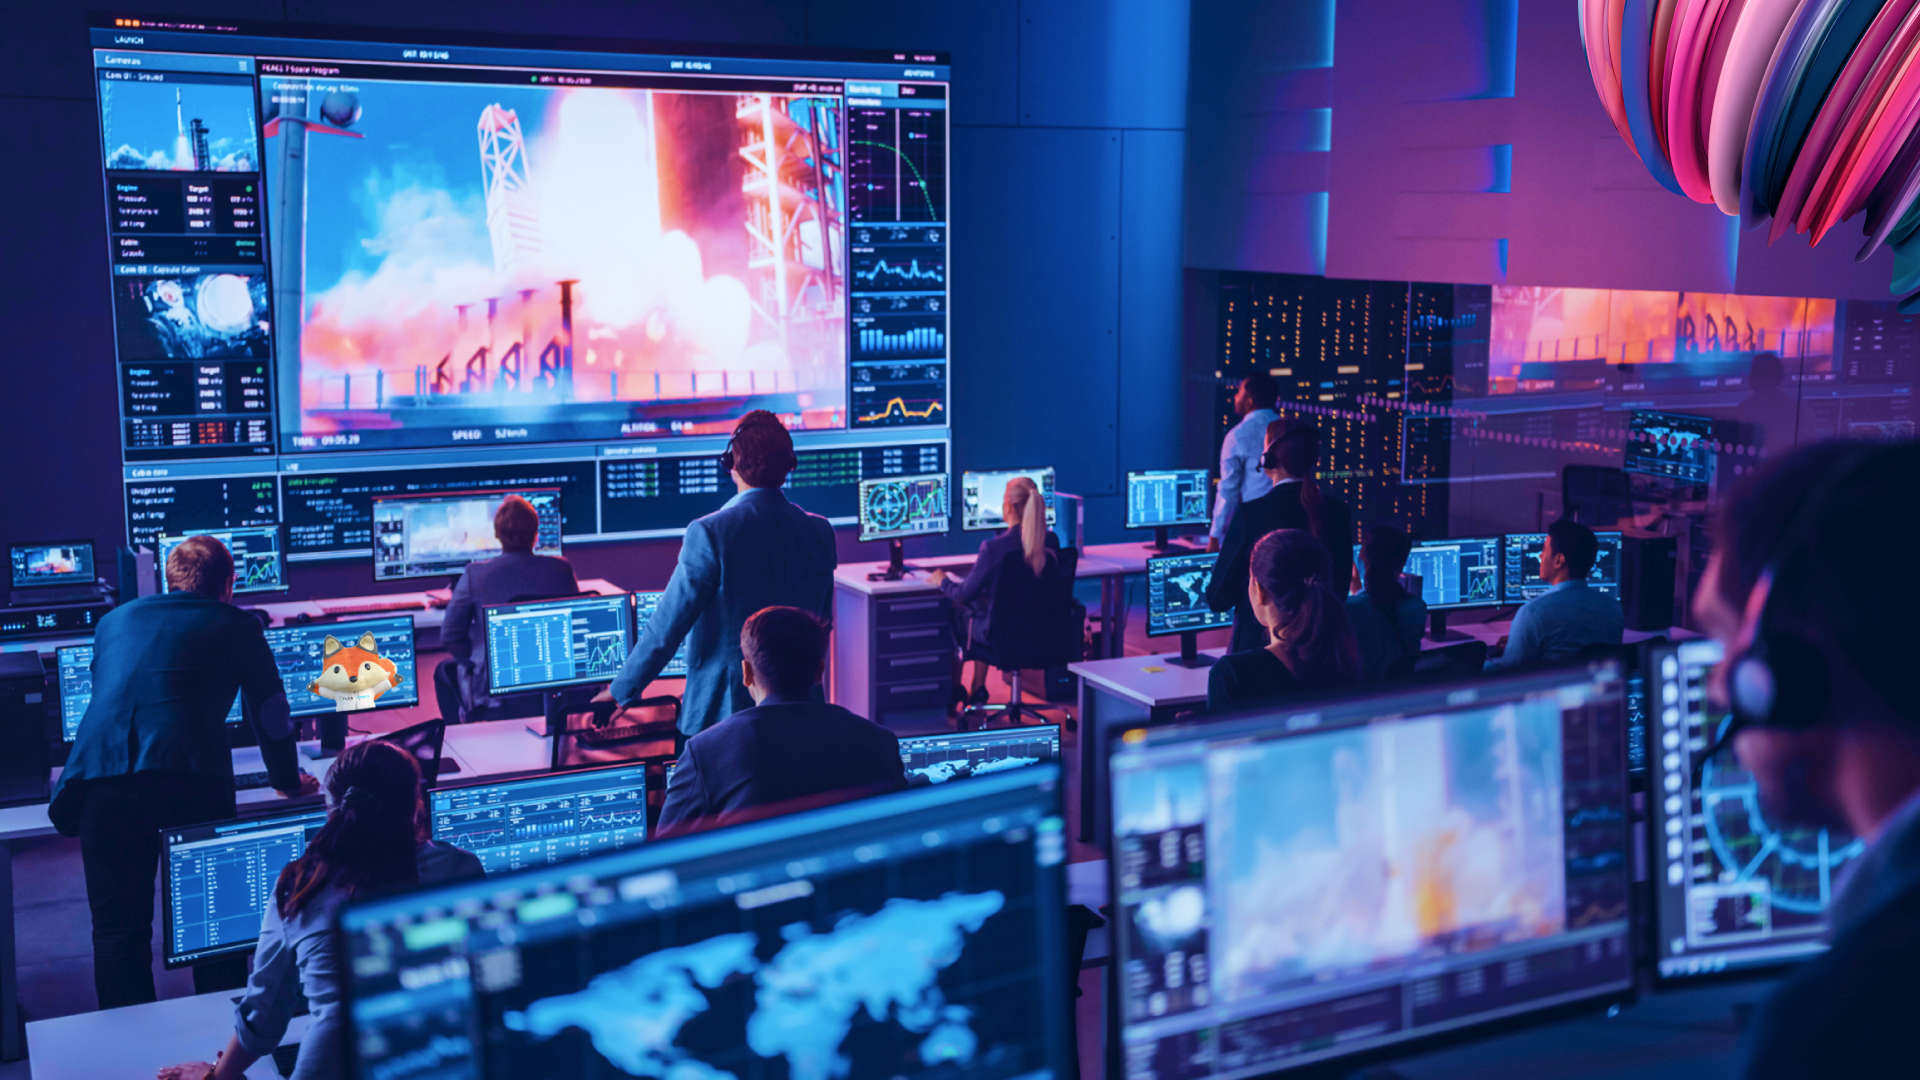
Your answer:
856;473;951;543
1143;550;1232;637
1499;529;1623;606
1106;660;1636;1075
897;723;1064;781
155;524;289;595
160;802;332;968
1123;469;1211;530
481;591;635;696
427;758;652;857
1623;409;1717;483
7;539;97;590
54;642;94;743
1390;534;1507;613
371;487;565;582
277;613;422;719
959;466;1059;533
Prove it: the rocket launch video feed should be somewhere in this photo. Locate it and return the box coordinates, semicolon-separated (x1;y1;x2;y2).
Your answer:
91;18;952;467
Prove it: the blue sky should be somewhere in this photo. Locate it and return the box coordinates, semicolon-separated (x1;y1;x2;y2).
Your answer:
99;74;257;166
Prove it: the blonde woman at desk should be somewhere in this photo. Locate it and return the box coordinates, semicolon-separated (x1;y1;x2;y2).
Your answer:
929;476;1058;710
157;740;481;1080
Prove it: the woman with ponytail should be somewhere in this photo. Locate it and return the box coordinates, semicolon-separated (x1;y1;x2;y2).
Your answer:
930;476;1058;709
1208;528;1362;712
159;740;482;1080
1346;525;1428;682
1205;418;1355;654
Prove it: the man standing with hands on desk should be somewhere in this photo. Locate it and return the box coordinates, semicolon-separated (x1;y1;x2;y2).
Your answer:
51;536;318;1009
601;411;837;739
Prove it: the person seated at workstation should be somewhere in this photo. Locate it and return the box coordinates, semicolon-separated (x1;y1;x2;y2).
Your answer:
602;410;837;739
1486;518;1623;671
1205;419;1355;654
1346;525;1427;682
51;535;320;1010
1208;529;1361;713
929;476;1057;710
435;494;579;724
1684;441;1920;1079
1208;370;1281;552
657;607;905;835
158;740;483;1080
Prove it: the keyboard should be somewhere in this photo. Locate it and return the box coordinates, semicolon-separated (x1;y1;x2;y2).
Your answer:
577;723;673;745
234;768;312;791
271;1042;301;1078
317;599;424;615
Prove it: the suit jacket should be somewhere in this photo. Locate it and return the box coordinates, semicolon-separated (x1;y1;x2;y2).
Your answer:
611;487;837;735
656;695;906;832
938;528;1059;645
440;551;579;706
1204;481;1355;653
1735;793;1920;1078
50;591;301;834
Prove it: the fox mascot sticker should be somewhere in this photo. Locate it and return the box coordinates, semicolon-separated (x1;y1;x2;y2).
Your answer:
309;632;403;712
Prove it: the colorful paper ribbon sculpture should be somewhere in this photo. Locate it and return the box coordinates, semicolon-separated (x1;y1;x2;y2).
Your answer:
1582;0;1920;309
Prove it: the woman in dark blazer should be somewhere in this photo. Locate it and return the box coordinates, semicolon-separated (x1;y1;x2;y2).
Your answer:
930;476;1058;709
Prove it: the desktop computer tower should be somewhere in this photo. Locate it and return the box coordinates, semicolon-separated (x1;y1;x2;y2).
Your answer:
0;653;50;807
1621;533;1677;632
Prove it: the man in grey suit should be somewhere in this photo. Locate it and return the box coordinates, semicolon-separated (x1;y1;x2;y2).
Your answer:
435;494;579;722
602;411;837;737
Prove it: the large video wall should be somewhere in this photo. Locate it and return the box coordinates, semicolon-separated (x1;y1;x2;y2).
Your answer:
92;15;951;555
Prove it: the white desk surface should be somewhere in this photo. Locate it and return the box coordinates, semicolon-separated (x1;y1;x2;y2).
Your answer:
243;577;624;629
1081;538;1208;573
1068;649;1226;709
28;988;308;1079
833;554;1131;597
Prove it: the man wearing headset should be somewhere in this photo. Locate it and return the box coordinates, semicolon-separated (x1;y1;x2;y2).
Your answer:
1694;439;1920;1078
600;411;837;738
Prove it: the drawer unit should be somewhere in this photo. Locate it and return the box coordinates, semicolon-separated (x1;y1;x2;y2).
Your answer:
875;596;948;628
876;622;952;657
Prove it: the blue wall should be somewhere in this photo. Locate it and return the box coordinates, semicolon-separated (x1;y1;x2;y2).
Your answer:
0;0;1191;596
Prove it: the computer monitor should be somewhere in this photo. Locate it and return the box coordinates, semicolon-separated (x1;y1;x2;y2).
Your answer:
9;541;95;591
857;473;950;579
1108;662;1633;1074
1372;535;1503;611
267;614;420;718
58;642;241;741
371;488;563;581
1625;409;1716;485
156;526;286;594
429;762;649;875
483;593;633;696
899;724;1061;786
960;466;1057;532
1646;639;1861;980
1502;530;1622;604
1146;551;1231;668
1125;469;1210;547
163;804;330;967
341;764;1073;1080
631;592;690;678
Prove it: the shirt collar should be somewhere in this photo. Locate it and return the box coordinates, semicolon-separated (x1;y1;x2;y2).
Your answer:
1549;579;1588;593
752;691;812;707
1272;477;1304;486
724;486;789;509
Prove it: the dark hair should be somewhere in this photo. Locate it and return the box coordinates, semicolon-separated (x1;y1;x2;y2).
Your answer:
730;410;798;488
165;535;235;596
493;494;539;552
1360;525;1415;619
1749;352;1786;390
1714;440;1920;720
741;606;828;697
275;740;421;918
1265;419;1327;541
1249;529;1361;691
1546;517;1599;578
1239;371;1280;409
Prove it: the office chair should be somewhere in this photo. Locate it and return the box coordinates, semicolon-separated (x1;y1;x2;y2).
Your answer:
960;547;1082;731
1383;639;1489;685
1563;465;1635;529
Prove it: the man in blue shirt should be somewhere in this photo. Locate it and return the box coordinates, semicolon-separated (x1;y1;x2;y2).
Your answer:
601;411;836;737
657;606;904;835
1208;371;1281;551
434;494;579;722
1487;518;1623;671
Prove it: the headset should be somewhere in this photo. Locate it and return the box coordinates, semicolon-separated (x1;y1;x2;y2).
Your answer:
1260;419;1319;471
717;412;798;478
1695;447;1881;771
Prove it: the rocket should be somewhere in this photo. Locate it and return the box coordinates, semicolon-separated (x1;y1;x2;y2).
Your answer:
173;88;192;170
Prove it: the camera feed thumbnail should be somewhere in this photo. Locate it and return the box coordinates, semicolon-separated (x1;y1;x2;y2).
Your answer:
99;74;259;173
111;272;270;360
265;76;848;453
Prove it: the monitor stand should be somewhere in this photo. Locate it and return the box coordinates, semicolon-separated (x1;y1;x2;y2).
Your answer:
543;691;568;738
1165;631;1215;669
1428;610;1469;642
869;538;917;582
1152;526;1173;552
318;714;347;757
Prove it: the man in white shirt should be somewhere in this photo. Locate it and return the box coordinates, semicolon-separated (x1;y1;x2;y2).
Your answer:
1208;371;1280;552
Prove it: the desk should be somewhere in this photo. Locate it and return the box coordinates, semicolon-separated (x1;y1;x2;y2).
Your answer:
832;555;1133;731
1067;649;1223;845
27;988;309;1079
246;577;625;643
1079;540;1205;657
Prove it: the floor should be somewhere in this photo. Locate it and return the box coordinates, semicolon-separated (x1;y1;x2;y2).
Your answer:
7;611;1769;1079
